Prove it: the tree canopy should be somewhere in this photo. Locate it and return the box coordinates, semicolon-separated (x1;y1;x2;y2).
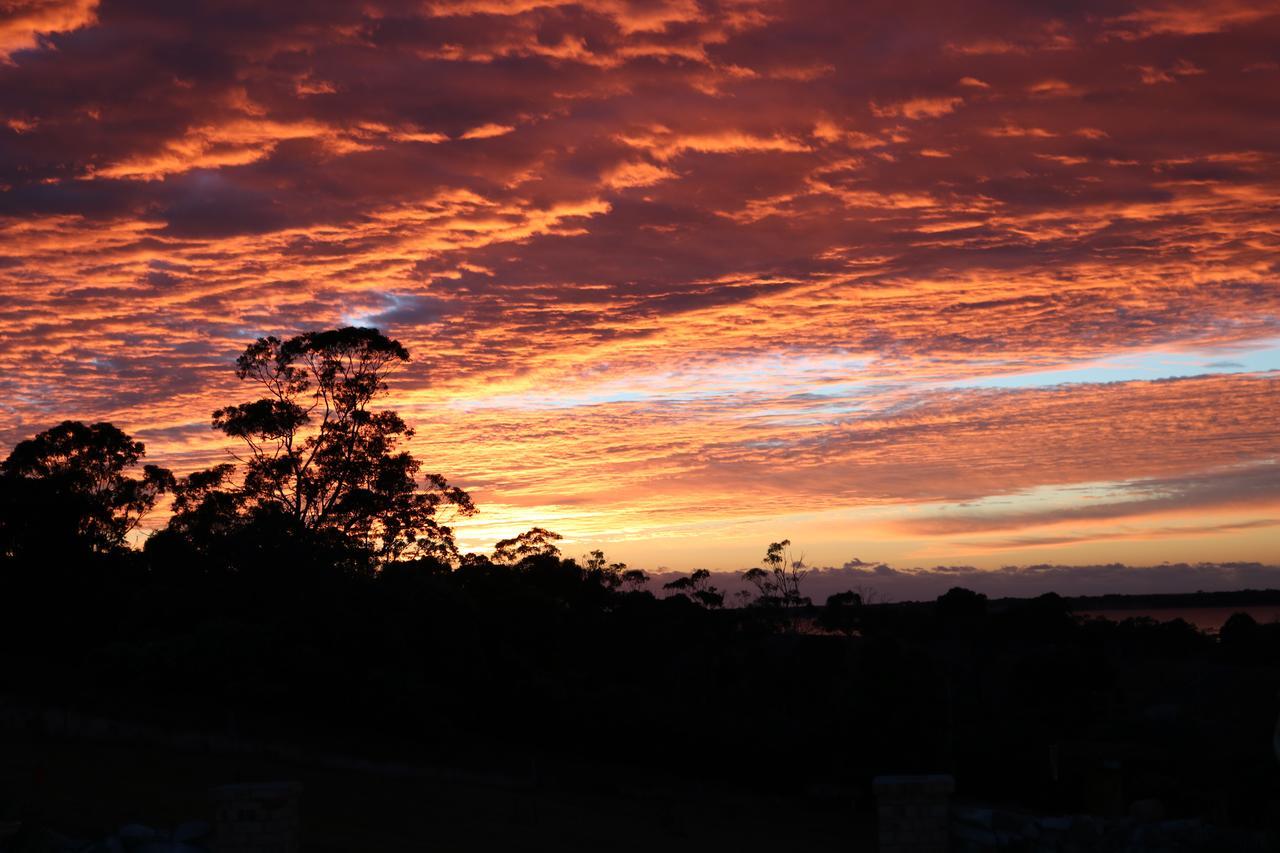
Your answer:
741;539;810;608
161;327;474;567
492;527;563;564
0;420;171;561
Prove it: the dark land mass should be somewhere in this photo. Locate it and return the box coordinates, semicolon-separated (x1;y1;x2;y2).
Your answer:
2;556;1280;850
1061;588;1280;613
0;726;867;852
859;587;1280;616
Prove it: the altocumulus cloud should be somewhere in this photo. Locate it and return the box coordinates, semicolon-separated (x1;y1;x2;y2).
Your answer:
0;0;1277;569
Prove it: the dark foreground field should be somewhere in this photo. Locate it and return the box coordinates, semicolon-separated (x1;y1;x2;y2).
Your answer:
3;543;1280;850
1;725;869;852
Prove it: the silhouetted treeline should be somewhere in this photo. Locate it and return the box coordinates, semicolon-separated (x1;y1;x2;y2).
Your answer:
4;544;1279;827
2;329;1278;834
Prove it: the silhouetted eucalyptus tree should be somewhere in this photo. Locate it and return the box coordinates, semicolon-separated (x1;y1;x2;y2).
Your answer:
934;586;988;636
819;590;863;635
0;421;172;560
167;327;474;564
663;568;724;608
619;568;650;591
741;539;810;608
492;527;562;564
583;548;631;589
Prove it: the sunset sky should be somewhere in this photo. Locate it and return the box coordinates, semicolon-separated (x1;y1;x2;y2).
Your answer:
1;0;1277;576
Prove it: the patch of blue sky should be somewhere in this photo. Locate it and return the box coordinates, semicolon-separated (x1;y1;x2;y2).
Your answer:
901;478;1167;537
936;480;1140;516
455;353;874;411
949;337;1280;391
736;398;869;421
446;338;1279;413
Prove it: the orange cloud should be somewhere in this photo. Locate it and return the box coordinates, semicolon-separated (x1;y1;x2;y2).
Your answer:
459;123;516;140
871;96;964;120
0;0;96;61
1111;0;1277;37
617;128;811;160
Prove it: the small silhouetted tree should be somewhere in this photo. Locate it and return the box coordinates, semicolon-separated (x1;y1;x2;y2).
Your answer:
0;421;172;560
493;527;563;564
583;548;630;589
995;592;1076;646
741;539;810;608
1219;611;1260;660
663;568;724;608
935;586;988;635
168;327;474;564
619;568;650;591
161;463;245;542
819;590;863;636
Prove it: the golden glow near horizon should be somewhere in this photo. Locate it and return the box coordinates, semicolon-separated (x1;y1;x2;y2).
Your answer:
1;0;1278;575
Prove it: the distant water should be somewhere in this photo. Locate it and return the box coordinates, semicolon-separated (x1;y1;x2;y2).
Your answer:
1077;605;1280;633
